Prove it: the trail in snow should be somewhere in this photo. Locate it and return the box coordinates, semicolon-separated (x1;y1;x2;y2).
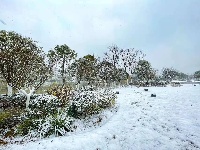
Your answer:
2;84;200;150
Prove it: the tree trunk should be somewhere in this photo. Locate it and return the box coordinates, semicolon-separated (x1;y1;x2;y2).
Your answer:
126;79;129;85
26;94;31;109
105;82;107;88
77;84;80;90
19;87;35;109
7;84;13;96
62;56;66;85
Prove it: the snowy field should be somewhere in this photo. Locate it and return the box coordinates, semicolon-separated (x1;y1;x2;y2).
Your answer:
2;84;200;150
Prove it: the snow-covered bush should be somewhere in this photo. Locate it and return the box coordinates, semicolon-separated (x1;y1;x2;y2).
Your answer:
16;95;61;135
68;87;117;118
36;109;74;138
0;94;27;110
28;94;63;118
0;108;23;136
17;108;74;138
4;87;116;139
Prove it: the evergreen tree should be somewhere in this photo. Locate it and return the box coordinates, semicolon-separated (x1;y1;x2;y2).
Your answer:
47;44;77;85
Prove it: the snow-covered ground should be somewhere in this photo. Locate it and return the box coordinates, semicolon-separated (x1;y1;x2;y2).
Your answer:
2;84;200;150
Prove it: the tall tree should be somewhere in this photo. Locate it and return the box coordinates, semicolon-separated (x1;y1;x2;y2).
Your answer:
115;68;129;86
177;72;188;80
120;48;145;85
47;44;77;85
135;60;156;86
97;60;116;87
69;54;98;87
104;45;120;69
103;45;121;86
162;67;179;82
0;30;52;108
194;70;200;80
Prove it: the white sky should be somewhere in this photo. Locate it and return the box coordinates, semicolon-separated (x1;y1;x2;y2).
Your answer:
1;0;200;74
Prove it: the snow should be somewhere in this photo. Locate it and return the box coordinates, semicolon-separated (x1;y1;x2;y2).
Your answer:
2;84;200;150
171;80;187;83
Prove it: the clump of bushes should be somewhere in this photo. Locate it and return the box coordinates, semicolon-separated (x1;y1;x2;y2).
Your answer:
68;87;117;118
0;108;23;134
17;94;71;137
0;94;26;110
0;85;117;141
28;94;63;118
17;108;74;138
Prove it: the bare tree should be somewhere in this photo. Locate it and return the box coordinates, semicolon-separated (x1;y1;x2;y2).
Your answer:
120;48;145;85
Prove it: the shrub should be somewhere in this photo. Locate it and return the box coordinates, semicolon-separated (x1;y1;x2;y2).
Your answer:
39;108;74;137
68;88;116;118
17;108;74;138
16;118;36;136
7;86;116;139
16;94;75;138
0;94;26;110
46;84;73;106
28;94;63;119
0;108;23;135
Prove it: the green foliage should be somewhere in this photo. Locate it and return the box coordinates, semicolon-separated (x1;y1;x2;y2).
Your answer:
69;88;117;118
194;70;200;79
16;118;36;136
0;94;27;110
45;109;74;137
28;95;64;118
97;60;116;83
47;44;77;84
17;108;74;138
70;55;98;85
162;67;179;82
176;72;188;80
16;94;74;138
0;30;52;91
135;60;156;86
68;103;78;118
0;108;23;136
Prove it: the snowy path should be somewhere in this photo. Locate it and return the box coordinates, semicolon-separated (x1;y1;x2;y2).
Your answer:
2;84;200;150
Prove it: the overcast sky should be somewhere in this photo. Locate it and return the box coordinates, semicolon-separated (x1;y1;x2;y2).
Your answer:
1;0;200;74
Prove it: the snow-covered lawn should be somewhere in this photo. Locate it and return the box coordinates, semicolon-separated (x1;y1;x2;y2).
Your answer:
2;84;200;150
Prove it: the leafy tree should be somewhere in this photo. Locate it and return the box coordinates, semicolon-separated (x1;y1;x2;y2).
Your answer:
0;30;52;108
177;72;188;80
69;54;98;86
135;60;156;86
47;44;77;85
97;60;116;86
82;54;98;84
162;67;179;82
194;70;200;80
115;68;129;85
